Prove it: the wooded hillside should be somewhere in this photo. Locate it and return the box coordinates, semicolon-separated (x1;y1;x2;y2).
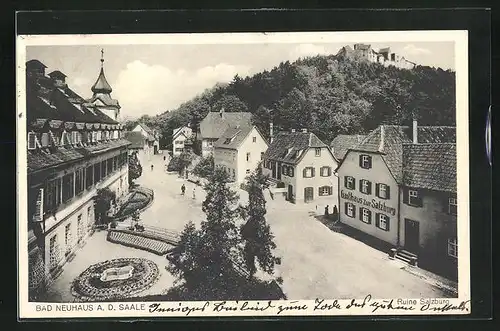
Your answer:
125;54;455;148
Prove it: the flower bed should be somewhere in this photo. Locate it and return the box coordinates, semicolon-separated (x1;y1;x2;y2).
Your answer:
113;190;153;221
71;258;160;301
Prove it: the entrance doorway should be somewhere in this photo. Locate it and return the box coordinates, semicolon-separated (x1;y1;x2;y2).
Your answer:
304;187;314;203
271;162;276;179
404;219;420;254
154;145;158;154
277;162;282;180
288;185;293;202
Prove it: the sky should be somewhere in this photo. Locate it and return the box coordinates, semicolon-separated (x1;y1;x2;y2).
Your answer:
26;41;455;120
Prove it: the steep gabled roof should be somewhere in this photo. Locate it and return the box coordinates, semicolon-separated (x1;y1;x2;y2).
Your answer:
200;111;252;139
263;131;330;165
330;134;366;160
214;123;266;150
402;143;456;192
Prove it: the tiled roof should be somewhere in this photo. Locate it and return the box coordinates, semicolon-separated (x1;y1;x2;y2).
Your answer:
263;131;328;164
330;134;366;160
214;123;259;150
402;143;456;192
200;111;252;139
347;124;456;184
27;139;131;173
124;131;146;149
26;61;117;125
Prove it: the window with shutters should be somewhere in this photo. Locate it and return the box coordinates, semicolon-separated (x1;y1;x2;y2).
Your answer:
320;166;331;177
376;183;390;199
345;176;355;190
75;169;84;195
65;223;72;255
71;131;78;144
41;133;50;147
345;202;355;218
28;132;37;150
359;154;372;169
448;197;457;215
49;235;60;270
62;173;75;202
360;208;372;224
360;179;372;195
289;166;294;177
447;237;458;258
376;213;390;231
85;166;93;189
33;188;44;222
282;165;288;176
87;206;93;230
303;167;314;178
319;186;332;196
94;163;101;182
77;214;84;243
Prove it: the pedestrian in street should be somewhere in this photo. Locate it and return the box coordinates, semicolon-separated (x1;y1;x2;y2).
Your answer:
324;205;329;217
163;155;166;161
192;187;196;200
151;164;154;171
181;184;186;196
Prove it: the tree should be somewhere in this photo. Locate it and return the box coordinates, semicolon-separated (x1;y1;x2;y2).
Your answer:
240;166;278;278
94;188;116;225
212;94;248;113
128;152;142;186
192;154;214;178
167;152;194;175
167;168;241;297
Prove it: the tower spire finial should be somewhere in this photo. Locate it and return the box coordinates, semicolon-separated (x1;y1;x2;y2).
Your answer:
100;48;104;67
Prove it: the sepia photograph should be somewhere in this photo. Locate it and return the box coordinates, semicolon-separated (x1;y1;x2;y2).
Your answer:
17;31;470;318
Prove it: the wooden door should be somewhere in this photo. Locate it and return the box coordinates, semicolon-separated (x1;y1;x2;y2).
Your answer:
404;219;420;254
288;185;293;201
304;187;314;203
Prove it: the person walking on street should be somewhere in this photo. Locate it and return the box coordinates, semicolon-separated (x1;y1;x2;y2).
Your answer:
324;205;329;216
192;187;196;200
151;164;154;171
181;184;186;196
163;155;166;161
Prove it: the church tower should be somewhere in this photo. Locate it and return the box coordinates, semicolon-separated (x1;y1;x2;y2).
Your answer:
87;49;121;122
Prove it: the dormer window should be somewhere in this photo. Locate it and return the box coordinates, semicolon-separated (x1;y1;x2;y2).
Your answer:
28;132;38;150
41;132;50;147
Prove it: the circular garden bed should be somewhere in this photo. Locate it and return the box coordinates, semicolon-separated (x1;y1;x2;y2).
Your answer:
113;189;153;221
71;258;160;301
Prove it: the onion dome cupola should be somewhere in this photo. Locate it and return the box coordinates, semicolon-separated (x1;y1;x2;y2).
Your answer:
91;49;113;94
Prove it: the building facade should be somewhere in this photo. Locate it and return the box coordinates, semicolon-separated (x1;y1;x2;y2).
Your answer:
172;126;193;156
25;56;130;300
214;125;268;183
130;123;160;156
336;121;457;279
262;130;339;204
199;109;252;157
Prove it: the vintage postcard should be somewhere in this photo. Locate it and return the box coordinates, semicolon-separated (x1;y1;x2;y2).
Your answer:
17;31;470;319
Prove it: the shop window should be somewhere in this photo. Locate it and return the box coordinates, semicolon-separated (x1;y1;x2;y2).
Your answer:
376;183;390;199
360;179;372;195
359;154;372;169
319;186;333;196
375;213;390;231
345;202;355;218
447;238;458;258
303;167;315;178
320;166;331;177
315;148;321;157
449;197;457;216
344;176;356;190
360;207;372;224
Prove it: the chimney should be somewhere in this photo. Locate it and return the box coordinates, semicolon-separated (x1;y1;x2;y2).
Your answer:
412;112;418;144
378;125;385;152
301;128;307;133
269;122;274;143
291;129;296;133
